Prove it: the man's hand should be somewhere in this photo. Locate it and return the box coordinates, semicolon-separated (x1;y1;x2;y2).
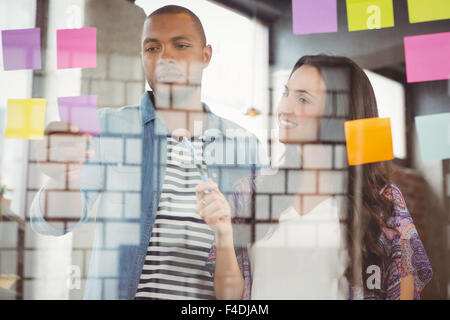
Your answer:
196;179;233;241
35;121;94;181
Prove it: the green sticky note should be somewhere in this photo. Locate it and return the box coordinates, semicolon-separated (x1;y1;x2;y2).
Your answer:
346;0;395;31
407;0;450;24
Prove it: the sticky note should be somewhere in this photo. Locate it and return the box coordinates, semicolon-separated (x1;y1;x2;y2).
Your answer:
344;117;394;165
57;27;96;69
404;32;450;83
4;99;46;139
58;95;101;135
346;0;395;31
1;28;41;70
415;113;450;161
407;0;450;24
292;0;338;35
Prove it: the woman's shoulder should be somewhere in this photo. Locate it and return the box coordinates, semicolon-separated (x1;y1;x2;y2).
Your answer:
381;182;416;234
380;183;408;212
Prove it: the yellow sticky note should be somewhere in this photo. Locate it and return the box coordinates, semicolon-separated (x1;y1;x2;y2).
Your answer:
346;0;395;32
344;117;394;166
407;0;450;24
4;99;47;139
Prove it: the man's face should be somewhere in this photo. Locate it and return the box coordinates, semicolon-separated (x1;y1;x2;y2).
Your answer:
141;13;212;90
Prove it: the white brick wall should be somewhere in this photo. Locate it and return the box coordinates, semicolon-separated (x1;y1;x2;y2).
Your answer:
106;166;141;192
271;195;300;219
280;144;301;169
91;80;125;107
87;250;119;277
104;222;140;248
72;221;95;250
255;195;270;220
26;191;38;219
28;140;46;162
109;54;143;81
320;118;346;142
75;164;104;190
47;191;83;218
126;82;144;106
23;278;69;300
24;222;65;249
125;138;142;164
318;171;347;194
335;93;350;117
99;193;126;216
100;137;124;164
27;163;65;190
0;250;18;274
255;223;274;241
124;193;141;219
334;145;348;169
104;279;120;300
82;53;108;80
87;136;102;163
303;144;333;169
0;222;18;248
256;170;285;194
233;223;251;247
303;195;330;215
24;248;70;279
288;170;316;194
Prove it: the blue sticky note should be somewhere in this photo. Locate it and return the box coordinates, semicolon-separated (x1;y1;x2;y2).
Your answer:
415;113;450;161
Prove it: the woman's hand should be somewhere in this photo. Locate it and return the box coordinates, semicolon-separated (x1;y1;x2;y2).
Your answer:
196;179;233;241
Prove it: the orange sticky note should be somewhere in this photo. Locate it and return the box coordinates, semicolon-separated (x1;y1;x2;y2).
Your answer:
4;99;47;139
344;117;394;165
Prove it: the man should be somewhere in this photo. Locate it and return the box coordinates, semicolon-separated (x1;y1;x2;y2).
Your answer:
30;5;267;300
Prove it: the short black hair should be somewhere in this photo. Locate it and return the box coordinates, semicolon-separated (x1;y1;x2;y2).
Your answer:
147;5;207;46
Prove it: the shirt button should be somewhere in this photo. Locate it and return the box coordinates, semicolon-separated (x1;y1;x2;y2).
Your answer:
153;194;158;201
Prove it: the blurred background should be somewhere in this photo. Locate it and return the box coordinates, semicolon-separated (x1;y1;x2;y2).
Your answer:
0;0;448;299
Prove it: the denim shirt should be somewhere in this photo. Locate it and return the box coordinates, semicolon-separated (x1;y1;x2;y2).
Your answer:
30;91;268;299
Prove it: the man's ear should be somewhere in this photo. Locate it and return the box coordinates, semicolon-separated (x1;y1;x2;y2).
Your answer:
202;44;212;68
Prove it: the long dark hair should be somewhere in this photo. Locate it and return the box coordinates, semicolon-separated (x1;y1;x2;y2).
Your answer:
289;55;395;296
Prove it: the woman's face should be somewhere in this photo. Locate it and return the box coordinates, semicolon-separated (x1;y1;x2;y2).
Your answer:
277;65;327;144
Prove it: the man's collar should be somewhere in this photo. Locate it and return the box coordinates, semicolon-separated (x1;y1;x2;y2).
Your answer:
140;91;228;139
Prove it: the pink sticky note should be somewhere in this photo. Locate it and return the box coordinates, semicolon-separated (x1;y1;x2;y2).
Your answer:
57;27;96;69
404;32;450;83
58;95;101;135
292;0;338;35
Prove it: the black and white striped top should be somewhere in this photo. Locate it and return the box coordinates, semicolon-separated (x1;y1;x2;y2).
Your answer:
135;136;216;300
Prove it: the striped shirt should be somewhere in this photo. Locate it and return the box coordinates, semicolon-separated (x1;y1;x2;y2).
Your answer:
135;136;216;300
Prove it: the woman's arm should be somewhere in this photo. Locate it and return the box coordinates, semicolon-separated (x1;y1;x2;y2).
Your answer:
213;233;245;299
196;180;244;300
399;274;414;300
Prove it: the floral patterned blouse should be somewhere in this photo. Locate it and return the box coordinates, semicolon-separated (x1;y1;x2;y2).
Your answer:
349;183;433;300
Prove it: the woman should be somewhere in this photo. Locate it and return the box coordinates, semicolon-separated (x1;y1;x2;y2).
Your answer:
198;54;433;299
